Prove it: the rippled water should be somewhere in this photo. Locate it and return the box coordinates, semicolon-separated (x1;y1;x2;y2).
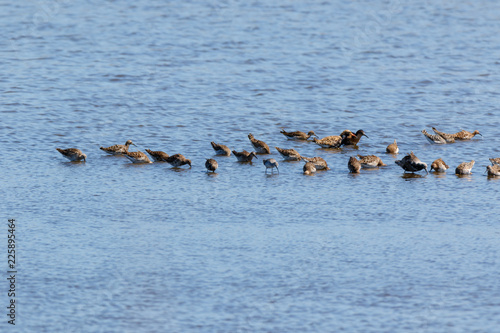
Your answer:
2;1;500;332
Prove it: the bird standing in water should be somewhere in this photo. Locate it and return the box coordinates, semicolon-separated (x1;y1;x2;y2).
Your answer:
263;158;279;174
56;148;87;162
386;140;399;154
205;159;218;173
233;150;258;162
248;133;270;154
275;147;301;161
348;156;361;173
280;129;318;140
165;154;192;168
303;161;316;175
395;152;428;173
430;158;449;173
125;151;152;164
341;129;368;146
210;142;231;156
145;149;169;162
455;160;475;175
100;140;136;155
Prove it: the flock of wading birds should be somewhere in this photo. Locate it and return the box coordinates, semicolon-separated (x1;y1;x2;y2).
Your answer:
56;127;500;177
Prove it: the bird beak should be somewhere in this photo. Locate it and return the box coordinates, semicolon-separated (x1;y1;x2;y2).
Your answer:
363;134;369;138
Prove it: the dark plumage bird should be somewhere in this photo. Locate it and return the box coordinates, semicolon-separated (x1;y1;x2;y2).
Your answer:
341;129;368;146
205;159;218;172
56;148;86;162
348;156;361;173
395;152;428;173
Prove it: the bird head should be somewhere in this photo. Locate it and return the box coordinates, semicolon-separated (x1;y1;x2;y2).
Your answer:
308;131;318;138
357;129;369;138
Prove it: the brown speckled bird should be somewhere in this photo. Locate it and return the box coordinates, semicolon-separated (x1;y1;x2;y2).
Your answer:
303;161;317;175
348;156;361;173
125;151;152;164
489;158;500;166
430;158;449;172
455;160;475;175
301;156;329;170
210;142;231;156
386;140;399;154
100;140;136;155
486;165;500;177
451;129;482;140
357;155;386;168
232;150;258;162
313;135;343;148
431;127;456;143
166;154;192;168
275;147;301;161
248;133;270;154
280;129;318;140
145;149;170;162
56;148;86;162
422;130;446;144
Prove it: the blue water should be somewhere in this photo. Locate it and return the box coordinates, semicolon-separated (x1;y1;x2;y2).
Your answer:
1;1;500;332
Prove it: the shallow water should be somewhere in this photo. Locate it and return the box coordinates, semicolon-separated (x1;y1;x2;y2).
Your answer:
1;1;500;332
